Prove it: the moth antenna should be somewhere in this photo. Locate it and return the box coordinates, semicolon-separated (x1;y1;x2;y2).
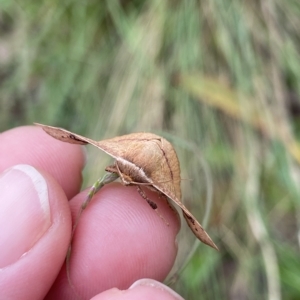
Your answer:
127;181;153;186
137;185;169;226
180;177;193;182
114;161;128;184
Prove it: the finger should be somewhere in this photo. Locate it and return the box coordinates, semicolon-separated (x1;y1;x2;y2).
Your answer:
0;164;71;299
46;183;181;300
0;126;85;199
91;279;185;300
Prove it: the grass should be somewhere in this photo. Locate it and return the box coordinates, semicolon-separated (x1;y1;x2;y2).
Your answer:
1;0;300;299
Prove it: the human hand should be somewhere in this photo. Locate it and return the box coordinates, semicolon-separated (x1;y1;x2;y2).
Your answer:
0;126;184;299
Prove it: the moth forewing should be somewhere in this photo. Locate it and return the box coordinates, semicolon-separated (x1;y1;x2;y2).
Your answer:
35;123;119;160
183;211;218;250
150;138;182;201
152;184;218;251
34;123;88;145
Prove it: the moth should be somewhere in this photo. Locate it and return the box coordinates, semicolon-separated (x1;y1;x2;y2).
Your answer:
35;123;218;250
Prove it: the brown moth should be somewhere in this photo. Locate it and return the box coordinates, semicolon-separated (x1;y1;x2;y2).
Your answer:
35;123;218;250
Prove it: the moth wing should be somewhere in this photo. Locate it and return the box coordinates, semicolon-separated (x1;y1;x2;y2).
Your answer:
146;136;182;201
96;132;162;161
35;123;93;144
35;123;117;159
153;184;218;250
182;209;218;250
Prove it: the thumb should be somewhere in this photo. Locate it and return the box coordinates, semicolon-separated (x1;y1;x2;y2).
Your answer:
0;164;71;299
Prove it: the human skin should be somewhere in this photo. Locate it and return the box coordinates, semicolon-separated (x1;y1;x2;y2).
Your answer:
0;126;183;300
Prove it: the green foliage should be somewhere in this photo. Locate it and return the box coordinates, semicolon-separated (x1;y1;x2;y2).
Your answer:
1;0;300;299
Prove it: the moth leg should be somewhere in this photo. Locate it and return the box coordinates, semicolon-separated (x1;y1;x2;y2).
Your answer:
137;185;169;226
113;160;135;185
159;193;180;218
66;172;119;289
112;161;154;186
127;181;153;186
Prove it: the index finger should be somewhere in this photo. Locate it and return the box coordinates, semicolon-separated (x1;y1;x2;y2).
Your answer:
0;125;85;198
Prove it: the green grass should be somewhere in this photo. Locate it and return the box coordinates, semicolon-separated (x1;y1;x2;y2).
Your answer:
1;0;300;299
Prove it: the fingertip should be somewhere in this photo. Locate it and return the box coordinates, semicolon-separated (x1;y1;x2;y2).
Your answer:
129;279;184;300
91;279;184;300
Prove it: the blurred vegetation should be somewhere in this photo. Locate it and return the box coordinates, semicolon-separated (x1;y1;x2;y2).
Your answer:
1;0;300;299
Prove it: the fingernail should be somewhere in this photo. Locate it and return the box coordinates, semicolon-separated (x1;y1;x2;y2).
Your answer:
0;164;51;268
130;279;184;300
